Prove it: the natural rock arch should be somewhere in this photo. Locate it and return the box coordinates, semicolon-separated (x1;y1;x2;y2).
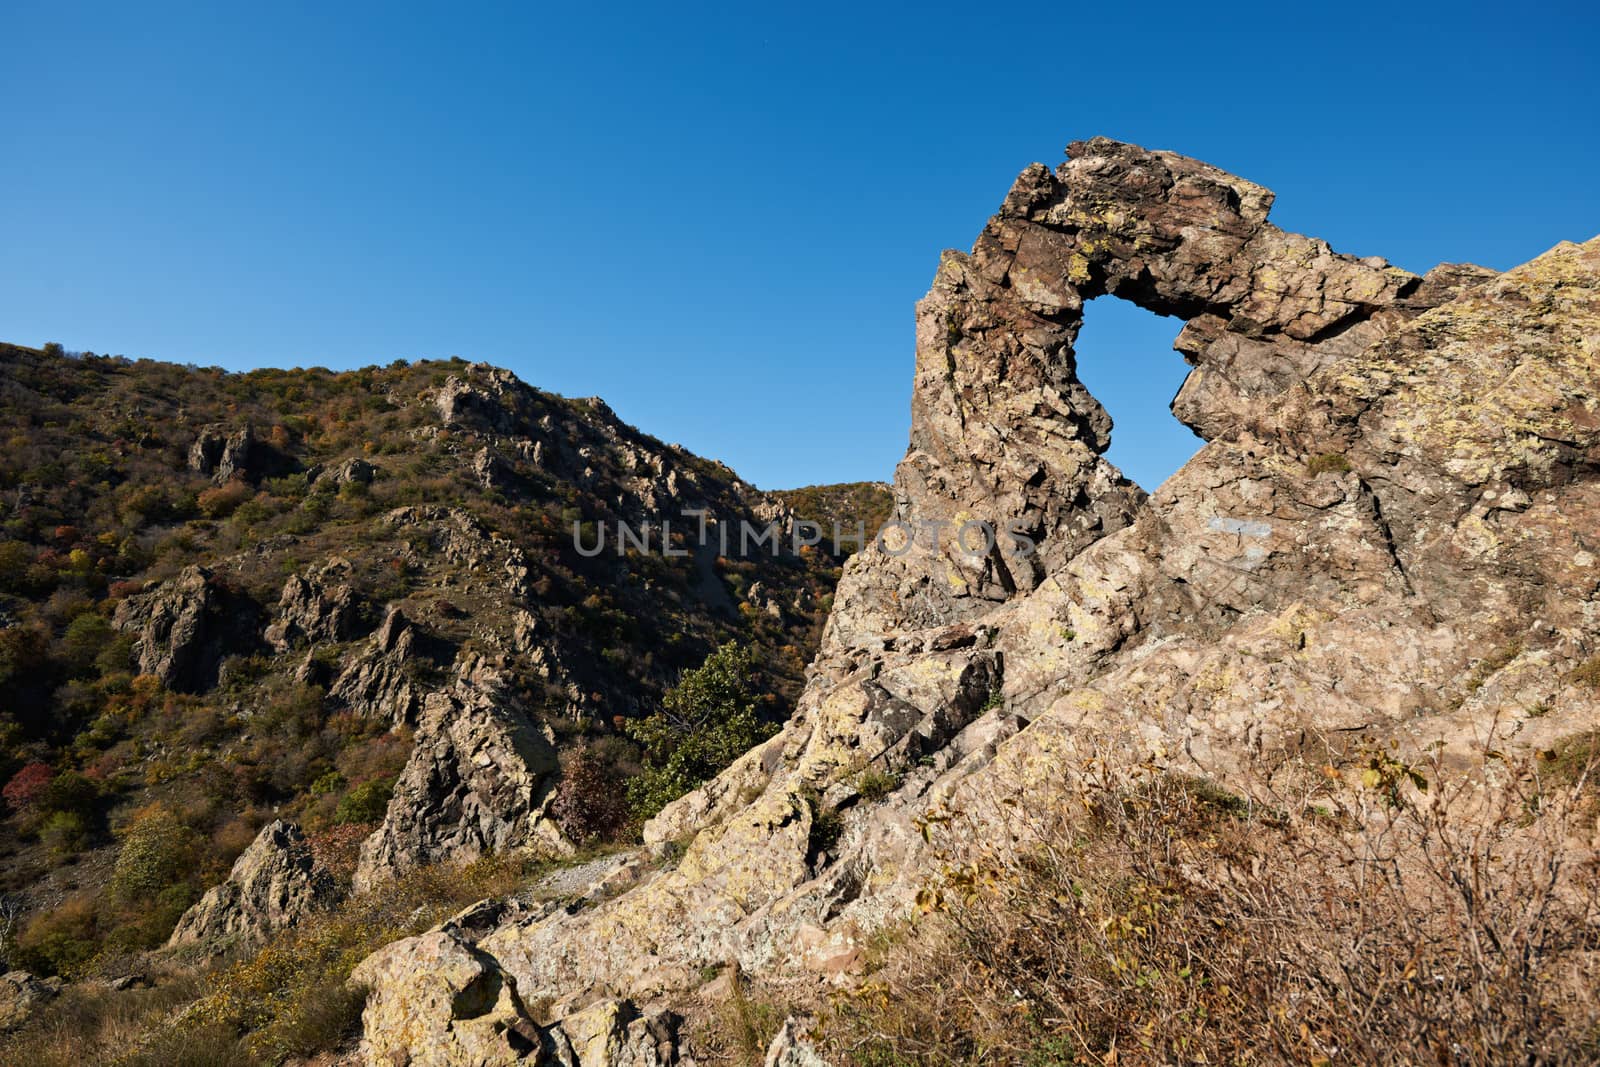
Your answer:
827;137;1491;641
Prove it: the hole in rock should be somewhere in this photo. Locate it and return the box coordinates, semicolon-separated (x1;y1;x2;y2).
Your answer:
1072;297;1204;493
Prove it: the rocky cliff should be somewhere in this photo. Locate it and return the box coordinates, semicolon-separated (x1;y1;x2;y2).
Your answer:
354;139;1600;1063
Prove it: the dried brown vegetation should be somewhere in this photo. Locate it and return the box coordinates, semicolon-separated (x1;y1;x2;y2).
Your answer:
820;753;1600;1066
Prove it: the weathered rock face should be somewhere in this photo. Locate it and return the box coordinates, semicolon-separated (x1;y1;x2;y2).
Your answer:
112;565;259;692
353;927;545;1065
0;971;62;1031
353;923;682;1066
354;140;1600;1062
329;604;427;724
436;368;534;435
312;456;377;487
384;506;534;602
188;423;292;484
264;557;366;652
168;820;337;953
189;424;257;482
352;660;563;892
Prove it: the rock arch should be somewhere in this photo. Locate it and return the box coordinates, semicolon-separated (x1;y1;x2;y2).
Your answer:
830;138;1489;640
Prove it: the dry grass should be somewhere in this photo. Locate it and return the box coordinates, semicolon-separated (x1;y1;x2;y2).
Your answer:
1;852;533;1067
686;962;790;1067
820;751;1600;1066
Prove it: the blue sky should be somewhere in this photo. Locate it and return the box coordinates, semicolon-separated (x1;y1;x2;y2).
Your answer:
2;3;1595;491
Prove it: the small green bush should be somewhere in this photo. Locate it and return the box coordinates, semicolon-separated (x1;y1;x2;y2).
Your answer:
625;642;777;819
857;768;902;802
335;777;396;824
804;788;844;857
38;810;90;856
110;804;201;904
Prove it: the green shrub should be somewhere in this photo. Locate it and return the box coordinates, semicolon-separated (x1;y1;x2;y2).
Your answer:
14;894;99;978
110;804;201;903
857;768;902;802
335;777;396;824
803;787;844;857
38;770;99;820
38;810;90;855
624;642;777;819
61;612;114;676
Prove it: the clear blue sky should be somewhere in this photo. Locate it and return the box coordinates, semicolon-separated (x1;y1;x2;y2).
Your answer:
3;3;1595;491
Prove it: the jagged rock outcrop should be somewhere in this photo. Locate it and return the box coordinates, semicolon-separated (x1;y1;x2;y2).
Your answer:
189;424;258;483
311;456;377;487
329;604;427;724
112;565;259;692
167;820;336;953
352;660;562;892
355;139;1600;1062
436;367;534;434
0;971;61;1031
264;557;365;652
384;506;533;601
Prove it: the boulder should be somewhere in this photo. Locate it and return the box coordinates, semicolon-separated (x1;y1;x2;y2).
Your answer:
764;1018;830;1067
0;970;62;1031
168;820;337;953
547;999;681;1066
353;929;682;1067
314;457;377;486
352;928;544;1066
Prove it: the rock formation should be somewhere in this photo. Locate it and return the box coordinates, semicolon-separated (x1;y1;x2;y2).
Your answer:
353;922;682;1066
167;820;337;953
329;604;427;724
312;456;377;487
188;424;258;483
112;565;260;692
353;138;1600;1063
0;971;61;1031
352;659;563;892
264;557;366;652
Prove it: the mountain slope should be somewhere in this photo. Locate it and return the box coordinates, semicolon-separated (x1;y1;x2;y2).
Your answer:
0;344;880;982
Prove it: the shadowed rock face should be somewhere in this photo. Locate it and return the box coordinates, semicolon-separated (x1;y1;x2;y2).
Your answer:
354;139;1600;1064
112;565;262;692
